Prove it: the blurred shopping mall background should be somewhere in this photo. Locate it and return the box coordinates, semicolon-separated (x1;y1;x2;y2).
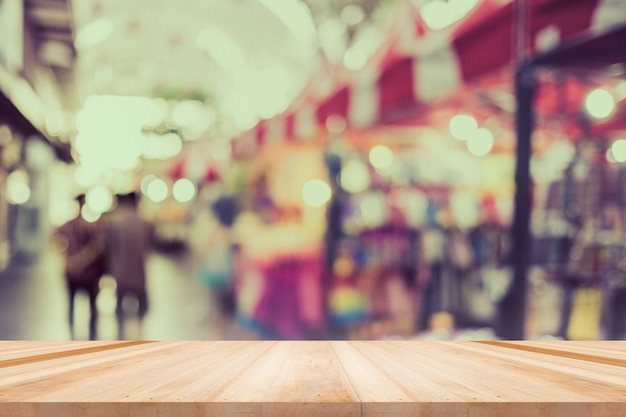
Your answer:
0;0;625;341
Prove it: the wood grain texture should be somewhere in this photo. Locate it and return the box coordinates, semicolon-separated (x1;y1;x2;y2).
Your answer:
261;341;360;417
1;341;625;417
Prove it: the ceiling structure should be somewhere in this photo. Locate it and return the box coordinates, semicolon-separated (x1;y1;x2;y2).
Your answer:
17;0;625;175
14;0;626;140
25;0;74;68
66;0;402;135
4;0;624;222
23;0;76;113
12;0;399;193
0;0;75;159
70;0;315;134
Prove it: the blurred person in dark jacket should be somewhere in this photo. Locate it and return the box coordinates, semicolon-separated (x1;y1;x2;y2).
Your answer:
105;192;154;339
53;194;106;340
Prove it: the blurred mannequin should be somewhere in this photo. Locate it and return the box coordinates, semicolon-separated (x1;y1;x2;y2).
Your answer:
54;195;106;340
105;192;154;339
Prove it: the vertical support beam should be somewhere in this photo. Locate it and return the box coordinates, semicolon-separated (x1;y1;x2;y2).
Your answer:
323;149;343;337
495;63;535;340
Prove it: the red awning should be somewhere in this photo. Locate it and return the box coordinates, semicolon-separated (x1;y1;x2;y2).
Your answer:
533;23;626;71
231;0;626;158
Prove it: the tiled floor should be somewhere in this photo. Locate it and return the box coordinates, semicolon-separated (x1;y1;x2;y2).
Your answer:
0;244;258;341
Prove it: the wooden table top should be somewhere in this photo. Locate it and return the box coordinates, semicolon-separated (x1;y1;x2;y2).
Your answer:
1;340;625;417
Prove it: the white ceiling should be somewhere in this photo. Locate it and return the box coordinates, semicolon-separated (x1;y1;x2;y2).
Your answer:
70;0;324;130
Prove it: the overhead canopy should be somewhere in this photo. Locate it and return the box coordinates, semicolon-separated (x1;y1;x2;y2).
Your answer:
231;0;626;158
0;90;72;161
0;0;75;159
532;23;626;72
24;0;75;69
0;91;38;136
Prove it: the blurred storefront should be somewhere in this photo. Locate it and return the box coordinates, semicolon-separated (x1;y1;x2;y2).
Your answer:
1;0;625;341
0;87;59;266
229;0;626;340
0;0;74;268
227;139;329;338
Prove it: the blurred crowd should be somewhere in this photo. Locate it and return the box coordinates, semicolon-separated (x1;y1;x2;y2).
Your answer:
53;192;153;340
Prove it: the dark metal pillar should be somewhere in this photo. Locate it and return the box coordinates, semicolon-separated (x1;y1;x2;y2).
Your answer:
323;149;344;338
495;62;535;340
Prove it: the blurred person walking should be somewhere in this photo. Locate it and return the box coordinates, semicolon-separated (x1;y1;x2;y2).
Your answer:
53;194;106;340
105;192;154;339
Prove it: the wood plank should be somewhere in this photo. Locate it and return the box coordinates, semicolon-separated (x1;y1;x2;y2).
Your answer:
1;342;291;417
0;341;187;393
0;341;152;367
451;342;626;391
128;341;289;417
0;341;117;360
421;341;626;401
331;341;503;417
333;341;626;417
488;340;626;363
261;341;361;417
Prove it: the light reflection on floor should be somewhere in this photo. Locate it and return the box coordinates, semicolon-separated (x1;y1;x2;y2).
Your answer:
0;246;254;341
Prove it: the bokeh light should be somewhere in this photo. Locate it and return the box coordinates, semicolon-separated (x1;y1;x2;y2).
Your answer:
450;191;479;230
369;145;394;170
80;205;101;223
359;193;387;227
171;100;204;128
585;88;615;119
467;128;494;157
340;4;365;26
610;139;626;162
140;175;157;196
143;133;183;160
6;170;31;205
141;98;168;128
302;179;332;207
449;114;478;141
146;178;169;203
85;185;113;213
340;159;371;193
172;178;196;203
343;46;368;71
326;115;347;135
